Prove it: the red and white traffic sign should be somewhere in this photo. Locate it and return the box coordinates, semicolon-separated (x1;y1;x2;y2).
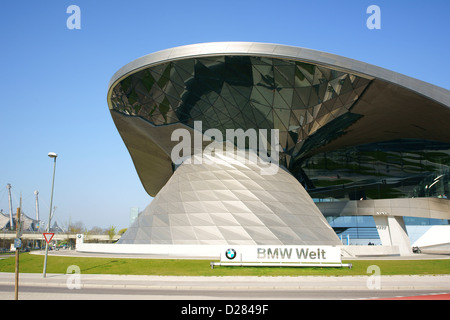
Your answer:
43;233;54;244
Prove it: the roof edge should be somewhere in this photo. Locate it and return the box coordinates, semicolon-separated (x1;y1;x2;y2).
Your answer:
107;42;449;108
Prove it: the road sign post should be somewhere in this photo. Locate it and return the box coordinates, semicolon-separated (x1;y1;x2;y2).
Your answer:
43;233;55;245
14;238;22;249
43;232;55;279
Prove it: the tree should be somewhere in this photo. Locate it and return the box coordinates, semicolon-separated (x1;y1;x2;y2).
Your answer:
107;226;116;243
68;221;85;234
89;226;104;234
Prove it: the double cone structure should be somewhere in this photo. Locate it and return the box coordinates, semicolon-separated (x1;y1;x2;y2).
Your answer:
107;42;450;246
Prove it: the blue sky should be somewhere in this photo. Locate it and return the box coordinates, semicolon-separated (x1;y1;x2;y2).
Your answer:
0;0;449;230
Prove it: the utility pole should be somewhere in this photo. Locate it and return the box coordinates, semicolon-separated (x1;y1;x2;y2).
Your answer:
43;152;57;278
14;207;21;300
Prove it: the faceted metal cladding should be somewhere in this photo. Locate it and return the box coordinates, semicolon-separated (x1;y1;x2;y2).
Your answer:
119;152;340;245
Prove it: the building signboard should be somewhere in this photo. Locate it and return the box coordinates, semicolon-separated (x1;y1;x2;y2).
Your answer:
220;245;342;264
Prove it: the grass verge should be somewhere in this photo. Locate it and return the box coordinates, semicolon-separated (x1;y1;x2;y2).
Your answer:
0;253;449;276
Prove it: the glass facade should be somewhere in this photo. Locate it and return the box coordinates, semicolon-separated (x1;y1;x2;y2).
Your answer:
304;139;450;201
326;215;379;244
326;215;449;244
110;56;371;172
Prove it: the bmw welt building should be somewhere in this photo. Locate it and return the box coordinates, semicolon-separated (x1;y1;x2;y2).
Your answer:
105;42;450;256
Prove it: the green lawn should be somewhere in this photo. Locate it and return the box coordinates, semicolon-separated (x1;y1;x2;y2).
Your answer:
0;253;449;276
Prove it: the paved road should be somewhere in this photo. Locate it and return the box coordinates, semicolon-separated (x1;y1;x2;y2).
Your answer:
0;273;449;300
2;251;449;301
1;284;449;300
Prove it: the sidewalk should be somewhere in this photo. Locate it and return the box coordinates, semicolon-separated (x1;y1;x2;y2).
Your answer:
31;248;450;260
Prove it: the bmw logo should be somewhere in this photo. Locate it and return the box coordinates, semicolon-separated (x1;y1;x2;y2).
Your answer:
225;248;236;260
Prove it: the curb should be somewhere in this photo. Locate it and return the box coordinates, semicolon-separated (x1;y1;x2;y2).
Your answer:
1;281;449;291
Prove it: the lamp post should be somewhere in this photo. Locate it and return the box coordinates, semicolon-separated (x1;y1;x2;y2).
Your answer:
43;152;57;278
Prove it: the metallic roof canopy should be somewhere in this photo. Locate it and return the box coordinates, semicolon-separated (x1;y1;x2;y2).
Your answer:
108;42;449;109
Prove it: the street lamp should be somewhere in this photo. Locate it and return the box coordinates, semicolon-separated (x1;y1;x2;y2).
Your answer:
43;152;57;278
